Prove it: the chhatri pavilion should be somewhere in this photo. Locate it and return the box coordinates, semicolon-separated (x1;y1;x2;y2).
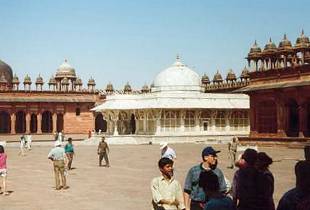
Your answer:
92;57;249;143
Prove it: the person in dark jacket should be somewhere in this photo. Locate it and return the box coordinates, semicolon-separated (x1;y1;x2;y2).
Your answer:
277;160;310;210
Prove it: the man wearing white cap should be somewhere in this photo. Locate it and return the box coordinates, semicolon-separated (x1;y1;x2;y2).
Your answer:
160;142;176;162
48;141;69;190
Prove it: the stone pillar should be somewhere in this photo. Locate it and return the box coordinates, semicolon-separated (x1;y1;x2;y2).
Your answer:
143;112;147;134
26;112;31;134
52;113;57;133
211;110;216;131
37;113;42;134
10;113;16;134
276;95;287;137
195;111;200;132
155;110;162;135
113;120;119;136
112;111;119;136
249;94;258;137
298;104;306;137
180;110;185;132
225;111;231;132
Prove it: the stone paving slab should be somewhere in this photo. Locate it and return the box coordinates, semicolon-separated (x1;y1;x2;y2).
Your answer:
0;143;304;210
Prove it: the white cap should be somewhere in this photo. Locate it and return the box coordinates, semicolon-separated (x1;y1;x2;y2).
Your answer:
160;142;168;150
54;141;62;147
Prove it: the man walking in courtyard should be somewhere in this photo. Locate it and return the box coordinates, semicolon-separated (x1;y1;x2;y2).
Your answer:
97;137;110;167
183;146;226;210
48;141;69;190
151;157;185;210
228;136;238;169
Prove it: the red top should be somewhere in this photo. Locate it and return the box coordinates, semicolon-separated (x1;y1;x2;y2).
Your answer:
0;153;7;169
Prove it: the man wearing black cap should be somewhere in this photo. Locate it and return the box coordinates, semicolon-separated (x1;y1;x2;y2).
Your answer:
183;146;226;210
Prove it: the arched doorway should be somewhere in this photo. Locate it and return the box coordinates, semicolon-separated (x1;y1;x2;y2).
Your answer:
42;111;53;133
129;113;136;134
286;99;299;137
257;100;277;133
0;111;10;133
30;114;37;133
16;111;26;133
57;113;64;132
95;113;107;133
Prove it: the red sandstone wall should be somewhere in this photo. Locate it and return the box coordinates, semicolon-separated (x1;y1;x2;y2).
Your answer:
63;103;94;134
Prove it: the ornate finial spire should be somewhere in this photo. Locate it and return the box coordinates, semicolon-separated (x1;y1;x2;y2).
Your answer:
269;37;272;43
302;29;304;36
64;59;68;62
173;54;184;67
284;34;287;40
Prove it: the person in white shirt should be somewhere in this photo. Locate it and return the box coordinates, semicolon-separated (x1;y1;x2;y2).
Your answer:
160;142;176;162
47;141;69;190
151;157;185;210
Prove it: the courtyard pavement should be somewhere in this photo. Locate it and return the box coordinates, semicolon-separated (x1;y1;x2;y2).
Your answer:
0;142;304;210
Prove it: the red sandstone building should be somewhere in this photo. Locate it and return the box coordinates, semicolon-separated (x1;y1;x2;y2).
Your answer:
0;59;103;135
239;31;310;140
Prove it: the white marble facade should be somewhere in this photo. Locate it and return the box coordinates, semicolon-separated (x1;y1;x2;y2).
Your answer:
92;57;250;141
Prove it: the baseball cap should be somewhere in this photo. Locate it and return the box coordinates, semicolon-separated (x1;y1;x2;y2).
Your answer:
202;146;220;157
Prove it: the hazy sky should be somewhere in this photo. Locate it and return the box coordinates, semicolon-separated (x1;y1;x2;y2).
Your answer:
0;0;309;90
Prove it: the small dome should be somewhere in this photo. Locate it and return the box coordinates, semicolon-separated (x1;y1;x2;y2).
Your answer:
12;74;19;84
48;76;56;85
201;74;210;84
124;82;132;93
75;77;83;85
249;40;262;55
153;56;201;92
295;30;310;49
141;84;150;93
278;34;293;53
23;74;32;84
55;59;77;79
213;70;223;83
0;73;8;84
263;38;277;53
61;77;69;85
226;69;237;81
0;59;13;85
240;66;250;79
35;74;44;84
87;77;96;86
106;82;114;92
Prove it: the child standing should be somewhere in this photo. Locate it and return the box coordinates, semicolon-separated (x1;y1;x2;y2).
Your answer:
0;145;9;195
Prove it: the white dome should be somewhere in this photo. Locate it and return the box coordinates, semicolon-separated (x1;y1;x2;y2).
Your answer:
152;57;202;92
55;59;76;78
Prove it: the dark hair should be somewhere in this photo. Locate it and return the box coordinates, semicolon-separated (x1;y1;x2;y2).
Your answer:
0;145;4;153
295;160;310;193
256;152;273;170
68;138;72;142
158;157;173;169
242;148;258;166
199;170;219;192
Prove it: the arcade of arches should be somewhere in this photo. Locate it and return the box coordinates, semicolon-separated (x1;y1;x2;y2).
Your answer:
94;109;249;136
249;90;310;138
0;110;64;134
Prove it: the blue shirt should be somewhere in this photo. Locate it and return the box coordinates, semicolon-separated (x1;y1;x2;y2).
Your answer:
184;163;226;202
205;196;235;210
64;143;74;153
